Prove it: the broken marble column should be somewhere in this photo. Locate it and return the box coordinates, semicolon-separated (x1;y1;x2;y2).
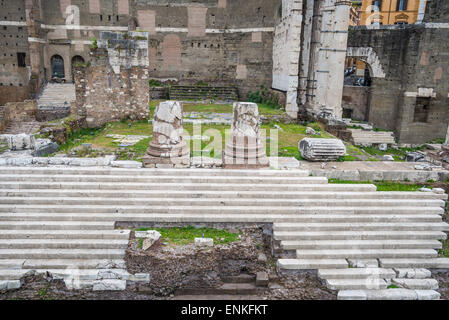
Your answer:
299;138;346;161
223;102;268;169
142;101;190;168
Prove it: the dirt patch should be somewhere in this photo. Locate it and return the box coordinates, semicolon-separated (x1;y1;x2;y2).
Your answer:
433;272;449;300
263;273;336;300
126;227;270;296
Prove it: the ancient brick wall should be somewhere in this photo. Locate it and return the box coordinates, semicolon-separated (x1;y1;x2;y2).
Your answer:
82;31;150;128
342;86;370;121
0;100;37;124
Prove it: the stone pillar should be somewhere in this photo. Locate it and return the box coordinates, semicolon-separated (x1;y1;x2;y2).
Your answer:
142;101;190;168
222;102;269;169
442;123;449;151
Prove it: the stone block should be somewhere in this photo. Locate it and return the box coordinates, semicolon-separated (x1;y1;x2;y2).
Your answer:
194;238;214;247
382;155;394;161
258;253;268;263
256;271;269;287
32;141;59;157
299;138;346;161
110;160;142;168
92;280;127;291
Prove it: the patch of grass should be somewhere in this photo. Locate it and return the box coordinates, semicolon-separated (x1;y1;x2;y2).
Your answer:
328;179;425;191
136;226;240;246
387;284;400;289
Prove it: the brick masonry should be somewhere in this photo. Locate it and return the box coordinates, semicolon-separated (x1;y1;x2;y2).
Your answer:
79;31;150;128
347;0;449;143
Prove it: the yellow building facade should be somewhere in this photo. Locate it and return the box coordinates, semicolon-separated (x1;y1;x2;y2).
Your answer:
360;0;426;25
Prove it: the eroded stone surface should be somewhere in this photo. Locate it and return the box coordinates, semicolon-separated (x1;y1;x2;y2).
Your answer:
299;138;346;162
223;102;268;169
143;101;189;168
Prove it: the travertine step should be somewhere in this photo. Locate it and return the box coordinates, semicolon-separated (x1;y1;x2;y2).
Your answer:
2;213;441;224
295;249;438;259
274;222;448;232
0;221;115;230
0;189;445;200
0;205;443;215
338;289;440;300
0;197;442;208
0;174;328;185
0;239;129;249
281;240;442;250
392;278;438;290
379;258;449;269
325;278;388;290
0;182;377;192
0;167;310;177
0;249;125;259
2;259;126;270
318;268;396;280
273;231;447;241
277;259;348;270
0;229;130;240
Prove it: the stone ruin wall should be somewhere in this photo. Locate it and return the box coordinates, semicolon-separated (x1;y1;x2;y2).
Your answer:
0;100;38;133
81;31;150;128
347;1;449;144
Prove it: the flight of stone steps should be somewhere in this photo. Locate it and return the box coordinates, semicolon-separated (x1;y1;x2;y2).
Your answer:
349;128;396;146
0;166;448;299
37;83;75;112
169;85;238;101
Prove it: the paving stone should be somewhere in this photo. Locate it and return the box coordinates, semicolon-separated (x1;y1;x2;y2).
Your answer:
194;238;214;247
347;259;379;268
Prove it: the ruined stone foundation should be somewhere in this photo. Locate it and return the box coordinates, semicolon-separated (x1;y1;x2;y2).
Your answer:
142;101;190;168
222;102;269;169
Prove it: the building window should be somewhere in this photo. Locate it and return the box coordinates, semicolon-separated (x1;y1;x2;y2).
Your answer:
100;15;103;21
396;0;408;11
371;0;382;11
413;97;430;123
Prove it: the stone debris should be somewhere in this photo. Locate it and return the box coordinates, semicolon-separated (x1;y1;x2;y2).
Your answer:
92;279;127;291
135;230;162;250
143;101;190;168
194;238;214;247
406;152;426;162
223;102;269;169
378;143;388;151
256;271;269;287
258;253;268;263
190;156;222;168
382;155;394;161
305;127;317;135
274;124;284;132
0;133;36;151
298;138;346;162
106;134;151;146
31;139;59;157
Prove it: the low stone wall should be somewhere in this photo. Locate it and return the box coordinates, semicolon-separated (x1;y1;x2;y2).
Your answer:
3;100;37;123
39;116;87;144
36;106;71;122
